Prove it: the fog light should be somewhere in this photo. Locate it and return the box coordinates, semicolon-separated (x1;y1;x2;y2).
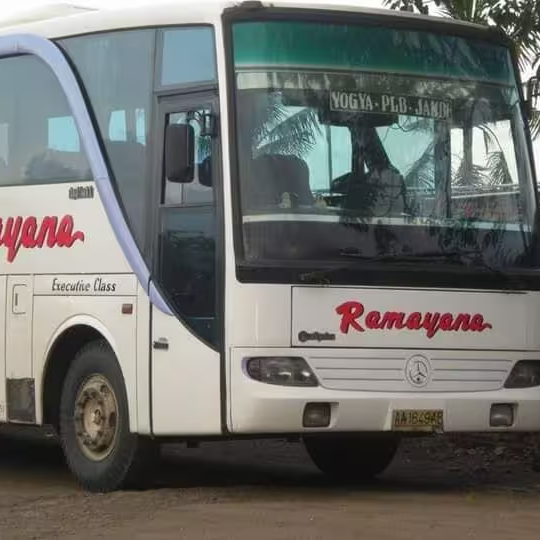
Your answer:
245;357;319;387
504;361;540;388
303;402;331;427
490;403;514;427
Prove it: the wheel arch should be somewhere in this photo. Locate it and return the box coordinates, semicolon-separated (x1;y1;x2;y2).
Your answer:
41;315;123;433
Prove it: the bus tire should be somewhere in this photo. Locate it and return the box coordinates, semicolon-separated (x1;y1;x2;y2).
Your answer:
303;433;400;482
59;339;157;492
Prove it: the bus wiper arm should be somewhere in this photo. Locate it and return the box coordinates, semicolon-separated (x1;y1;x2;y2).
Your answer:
337;249;479;263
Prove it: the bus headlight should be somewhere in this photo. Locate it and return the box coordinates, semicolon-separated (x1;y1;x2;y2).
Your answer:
504;361;540;388
245;357;319;387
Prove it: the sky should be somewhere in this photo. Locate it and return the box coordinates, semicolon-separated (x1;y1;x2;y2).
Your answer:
0;0;538;168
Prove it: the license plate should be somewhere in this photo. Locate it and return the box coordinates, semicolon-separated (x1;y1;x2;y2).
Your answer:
392;409;444;432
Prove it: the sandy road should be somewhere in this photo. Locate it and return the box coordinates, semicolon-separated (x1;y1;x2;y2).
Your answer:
0;430;540;540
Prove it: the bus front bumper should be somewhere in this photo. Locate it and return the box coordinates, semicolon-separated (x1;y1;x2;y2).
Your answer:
228;347;540;434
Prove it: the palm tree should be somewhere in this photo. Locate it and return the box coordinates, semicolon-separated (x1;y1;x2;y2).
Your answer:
384;0;540;138
250;98;322;158
383;0;539;190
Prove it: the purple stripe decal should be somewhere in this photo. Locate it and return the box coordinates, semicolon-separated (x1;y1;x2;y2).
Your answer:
0;33;172;315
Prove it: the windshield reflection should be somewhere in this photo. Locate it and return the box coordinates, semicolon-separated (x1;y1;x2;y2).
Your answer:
232;20;537;270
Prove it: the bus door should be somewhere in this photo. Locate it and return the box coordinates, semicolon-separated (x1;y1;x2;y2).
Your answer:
149;94;221;436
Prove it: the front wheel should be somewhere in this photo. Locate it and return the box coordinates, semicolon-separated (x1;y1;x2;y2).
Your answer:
303;433;400;482
59;340;158;492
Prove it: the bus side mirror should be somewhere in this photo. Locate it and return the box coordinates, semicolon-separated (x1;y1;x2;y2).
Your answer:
165;123;195;183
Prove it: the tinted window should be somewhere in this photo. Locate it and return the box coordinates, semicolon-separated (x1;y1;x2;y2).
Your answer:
108;109;146;144
62;26;218;255
62;30;155;250
160;27;216;87
158;106;217;346
0;55;90;185
48;116;80;152
0;123;8;165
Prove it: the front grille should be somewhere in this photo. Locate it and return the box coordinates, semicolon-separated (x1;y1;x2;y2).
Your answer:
308;353;513;392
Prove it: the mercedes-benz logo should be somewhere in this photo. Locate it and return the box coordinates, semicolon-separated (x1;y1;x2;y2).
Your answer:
405;355;431;387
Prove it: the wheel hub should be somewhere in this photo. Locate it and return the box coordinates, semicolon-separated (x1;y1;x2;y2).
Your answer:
74;375;118;461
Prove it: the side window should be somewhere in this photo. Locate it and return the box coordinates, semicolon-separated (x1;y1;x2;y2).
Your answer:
62;29;154;251
160;27;216;87
48;116;80;152
62;26;217;255
0;123;8;168
109;110;127;141
157;107;217;346
108;109;147;144
0;55;91;185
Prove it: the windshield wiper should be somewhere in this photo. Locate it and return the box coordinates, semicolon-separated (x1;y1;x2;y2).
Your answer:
337;248;478;263
298;248;521;287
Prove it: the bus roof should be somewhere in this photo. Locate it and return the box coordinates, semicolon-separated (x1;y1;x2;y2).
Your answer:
0;0;492;40
0;3;95;27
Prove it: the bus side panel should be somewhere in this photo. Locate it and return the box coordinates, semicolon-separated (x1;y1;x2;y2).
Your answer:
5;275;34;423
0;275;6;422
33;283;138;430
150;306;221;436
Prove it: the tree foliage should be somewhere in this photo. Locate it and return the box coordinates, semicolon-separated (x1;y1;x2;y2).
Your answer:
384;0;540;139
383;0;540;69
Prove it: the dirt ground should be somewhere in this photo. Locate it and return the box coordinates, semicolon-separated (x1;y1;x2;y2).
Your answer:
1;429;540;539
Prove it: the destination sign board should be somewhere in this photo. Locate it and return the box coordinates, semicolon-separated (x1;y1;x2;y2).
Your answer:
330;90;452;120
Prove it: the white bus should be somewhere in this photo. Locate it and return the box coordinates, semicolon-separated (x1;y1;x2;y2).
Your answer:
0;0;538;492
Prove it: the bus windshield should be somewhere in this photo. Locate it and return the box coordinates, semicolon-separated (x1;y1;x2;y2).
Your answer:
230;18;538;271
